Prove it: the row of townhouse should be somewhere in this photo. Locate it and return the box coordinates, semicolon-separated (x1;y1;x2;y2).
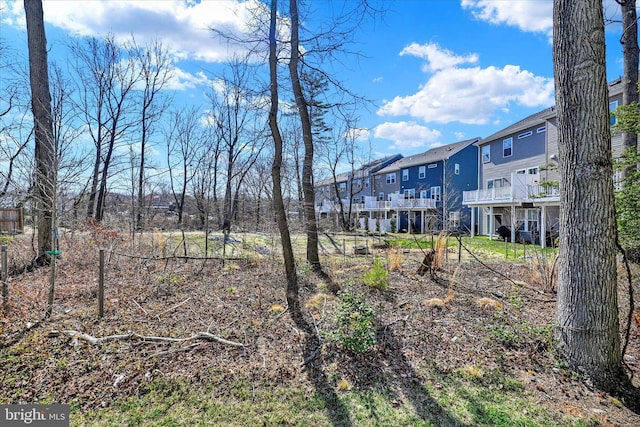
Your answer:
314;77;626;244
314;139;479;233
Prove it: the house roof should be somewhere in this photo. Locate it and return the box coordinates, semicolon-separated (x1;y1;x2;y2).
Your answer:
315;154;403;187
478;77;625;145
374;137;480;174
478;107;556;144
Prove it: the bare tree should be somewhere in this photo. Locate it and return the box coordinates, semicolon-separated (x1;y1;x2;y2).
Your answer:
191;124;221;230
206;59;267;233
288;0;322;270
24;0;55;265
553;0;626;391
129;38;174;230
166;106;203;225
0;81;31;203
49;64;89;228
243;155;273;231
70;35;140;222
94;43;140;222
269;0;299;317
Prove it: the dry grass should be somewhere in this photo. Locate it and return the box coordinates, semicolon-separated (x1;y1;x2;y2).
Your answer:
389;244;402;272
477;297;503;310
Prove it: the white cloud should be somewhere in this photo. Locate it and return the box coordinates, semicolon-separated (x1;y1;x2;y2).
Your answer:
400;42;478;72
378;42;554;125
461;0;553;36
344;128;371;142
373;121;441;150
1;0;264;63
167;69;214;91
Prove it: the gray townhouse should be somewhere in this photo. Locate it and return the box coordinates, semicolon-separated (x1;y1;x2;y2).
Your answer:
463;77;625;247
314;154;403;228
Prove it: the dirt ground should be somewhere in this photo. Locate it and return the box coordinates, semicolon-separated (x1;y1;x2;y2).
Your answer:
1;229;639;426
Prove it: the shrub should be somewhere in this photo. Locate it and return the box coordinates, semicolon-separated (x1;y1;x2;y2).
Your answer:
328;287;376;352
363;257;389;290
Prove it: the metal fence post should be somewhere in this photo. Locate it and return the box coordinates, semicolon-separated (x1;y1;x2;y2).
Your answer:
1;245;8;313
98;249;105;318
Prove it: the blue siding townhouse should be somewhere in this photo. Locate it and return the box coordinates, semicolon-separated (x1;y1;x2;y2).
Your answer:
463;78;624;247
370;138;480;233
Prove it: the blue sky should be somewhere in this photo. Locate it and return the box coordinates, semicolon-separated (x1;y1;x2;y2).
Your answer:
0;0;629;162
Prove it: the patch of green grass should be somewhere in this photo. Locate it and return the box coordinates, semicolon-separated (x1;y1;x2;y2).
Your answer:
68;369;591;427
420;369;587;427
486;320;553;352
71;378;330;427
461;236;557;261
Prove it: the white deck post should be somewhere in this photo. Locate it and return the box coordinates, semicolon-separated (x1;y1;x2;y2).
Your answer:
471;207;475;238
540;205;547;248
489;206;494;239
510;205;516;243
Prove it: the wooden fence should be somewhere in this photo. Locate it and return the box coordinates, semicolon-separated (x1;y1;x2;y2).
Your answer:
0;208;24;234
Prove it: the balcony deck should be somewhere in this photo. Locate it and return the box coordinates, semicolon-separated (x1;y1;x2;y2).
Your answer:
463;184;560;205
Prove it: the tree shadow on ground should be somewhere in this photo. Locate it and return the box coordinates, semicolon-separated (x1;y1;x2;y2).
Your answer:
293;314;354;427
320;322;469;427
294;268;466;426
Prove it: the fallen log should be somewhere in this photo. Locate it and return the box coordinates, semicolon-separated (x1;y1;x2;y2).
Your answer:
46;330;244;348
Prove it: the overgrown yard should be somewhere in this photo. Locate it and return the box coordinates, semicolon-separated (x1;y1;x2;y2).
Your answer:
0;226;639;426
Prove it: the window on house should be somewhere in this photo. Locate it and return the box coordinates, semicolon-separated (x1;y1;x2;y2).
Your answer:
403;188;415;198
449;211;460;228
482;145;490;163
365;177;370;188
537;126;546;133
420;190;428;199
378;192;385;201
487;178;504;189
503;138;513;157
418;166;426;179
402;169;409;181
428;163;437;169
610;100;619;126
339;182;346;191
516;169;526;175
614;171;623;191
386;173;396;184
518;131;533;139
454;163;460;175
528;167;539;175
430;186;441;201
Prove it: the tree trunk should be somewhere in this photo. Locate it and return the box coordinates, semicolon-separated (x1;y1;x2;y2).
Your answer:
269;0;299;319
621;0;639;180
95;131;117;222
24;0;55;265
553;0;625;390
137;120;146;229
288;0;321;271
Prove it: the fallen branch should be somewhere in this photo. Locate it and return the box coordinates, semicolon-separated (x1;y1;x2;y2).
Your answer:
158;297;191;317
150;342;203;357
46;330;244;348
195;331;245;347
